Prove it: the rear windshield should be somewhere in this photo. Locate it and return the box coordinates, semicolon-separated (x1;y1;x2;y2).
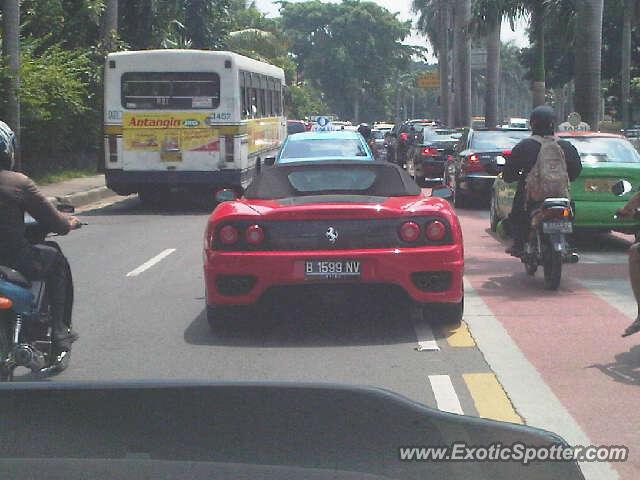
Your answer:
244;163;421;199
424;129;456;140
564;137;640;163
372;130;385;139
280;138;368;160
121;72;220;110
471;130;530;150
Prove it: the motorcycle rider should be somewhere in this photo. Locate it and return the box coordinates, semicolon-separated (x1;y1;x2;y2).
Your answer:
615;193;640;337
503;106;582;256
357;123;373;142
0;121;81;370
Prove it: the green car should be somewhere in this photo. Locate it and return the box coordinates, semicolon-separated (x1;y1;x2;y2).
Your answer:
491;132;640;234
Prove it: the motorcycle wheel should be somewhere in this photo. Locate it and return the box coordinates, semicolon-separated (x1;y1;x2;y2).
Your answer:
525;261;538;276
543;248;562;290
0;313;14;381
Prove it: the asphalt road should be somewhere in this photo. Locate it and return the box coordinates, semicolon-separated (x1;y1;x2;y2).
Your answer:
14;195;640;479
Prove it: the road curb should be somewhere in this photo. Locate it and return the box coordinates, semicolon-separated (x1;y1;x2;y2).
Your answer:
47;186;116;208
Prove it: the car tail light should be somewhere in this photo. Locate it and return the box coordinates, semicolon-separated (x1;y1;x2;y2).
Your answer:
464;154;483;172
502;149;512;157
421;147;439;156
224;135;235;163
399;221;421;242
219;224;239;245
425;220;447;241
245;224;265;245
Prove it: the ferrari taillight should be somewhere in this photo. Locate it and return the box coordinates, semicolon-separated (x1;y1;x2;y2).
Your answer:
421;147;439;157
399;221;421;242
425;220;447;241
245;224;265;245
464;154;483;173
219;225;239;245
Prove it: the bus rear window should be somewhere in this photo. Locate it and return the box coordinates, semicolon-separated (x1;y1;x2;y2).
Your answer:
121;72;220;110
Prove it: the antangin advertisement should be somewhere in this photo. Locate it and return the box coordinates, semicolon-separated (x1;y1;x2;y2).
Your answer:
123;113;221;160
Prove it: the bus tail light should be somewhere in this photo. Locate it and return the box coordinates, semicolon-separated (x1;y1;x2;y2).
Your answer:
224;135;235;163
108;135;118;163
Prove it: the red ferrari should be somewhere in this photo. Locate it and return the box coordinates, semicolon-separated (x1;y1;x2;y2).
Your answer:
203;161;464;328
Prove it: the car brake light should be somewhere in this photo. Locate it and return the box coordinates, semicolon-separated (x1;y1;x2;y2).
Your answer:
465;154;483;172
425;220;447;241
502;149;512;157
421;147;439;156
0;296;13;310
245;224;265;245
399;221;421;242
219;225;239;245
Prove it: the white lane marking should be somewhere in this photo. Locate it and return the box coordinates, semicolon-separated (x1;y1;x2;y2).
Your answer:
463;278;619;480
428;375;464;415
413;322;439;351
126;249;176;277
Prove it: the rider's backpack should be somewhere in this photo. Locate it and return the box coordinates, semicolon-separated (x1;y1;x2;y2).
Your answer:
525;135;570;204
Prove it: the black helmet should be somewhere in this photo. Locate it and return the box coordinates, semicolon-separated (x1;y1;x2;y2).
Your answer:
530;105;556;136
357;123;372;139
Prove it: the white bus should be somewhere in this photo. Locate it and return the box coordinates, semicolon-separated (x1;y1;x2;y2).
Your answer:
103;50;286;202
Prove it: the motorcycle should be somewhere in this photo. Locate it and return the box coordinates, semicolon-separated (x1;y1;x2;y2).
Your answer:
520;198;579;290
0;204;79;381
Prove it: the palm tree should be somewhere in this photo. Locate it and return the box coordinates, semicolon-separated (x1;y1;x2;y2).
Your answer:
100;0;119;52
453;0;472;127
412;0;452;125
621;0;637;128
573;0;604;129
2;0;21;170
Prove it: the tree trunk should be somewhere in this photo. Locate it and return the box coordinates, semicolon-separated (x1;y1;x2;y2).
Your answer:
574;0;604;129
453;0;471;127
531;3;546;107
354;95;360;124
484;15;501;129
2;0;21;170
395;72;402;123
438;0;451;126
621;0;633;128
100;0;119;52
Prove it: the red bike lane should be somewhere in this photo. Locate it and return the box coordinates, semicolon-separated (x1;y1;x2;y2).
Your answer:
460;209;639;479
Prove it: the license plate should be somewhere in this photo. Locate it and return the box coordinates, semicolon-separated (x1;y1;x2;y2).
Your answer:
304;260;361;279
542;221;573;234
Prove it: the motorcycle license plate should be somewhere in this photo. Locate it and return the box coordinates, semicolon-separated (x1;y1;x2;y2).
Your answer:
542;221;573;234
304;260;361;279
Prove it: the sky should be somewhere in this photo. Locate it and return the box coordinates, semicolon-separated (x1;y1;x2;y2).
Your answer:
253;0;530;62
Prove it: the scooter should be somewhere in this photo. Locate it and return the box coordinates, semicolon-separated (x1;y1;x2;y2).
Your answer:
520;198;579;290
0;204;79;381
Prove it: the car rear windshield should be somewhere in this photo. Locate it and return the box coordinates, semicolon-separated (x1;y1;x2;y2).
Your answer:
372;130;385;139
121;72;220;110
564;137;640;163
471;130;530;150
244;163;421;199
280;138;368;159
424;129;456;140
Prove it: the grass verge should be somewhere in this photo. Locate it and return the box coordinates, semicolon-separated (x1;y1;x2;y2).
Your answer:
32;168;97;185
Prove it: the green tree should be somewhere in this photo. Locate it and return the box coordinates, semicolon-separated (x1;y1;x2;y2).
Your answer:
281;0;410;122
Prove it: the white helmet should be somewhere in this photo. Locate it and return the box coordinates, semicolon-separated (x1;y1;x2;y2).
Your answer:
0;120;16;170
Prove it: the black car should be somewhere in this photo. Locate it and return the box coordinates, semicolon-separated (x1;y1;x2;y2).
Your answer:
406;127;459;186
446;128;530;207
386;120;438;166
287;120;308;135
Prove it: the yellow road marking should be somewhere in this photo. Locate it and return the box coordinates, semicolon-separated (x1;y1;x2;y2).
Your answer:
442;321;476;347
463;373;523;424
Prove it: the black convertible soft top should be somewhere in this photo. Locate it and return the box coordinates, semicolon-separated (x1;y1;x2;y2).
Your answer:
244;161;421;199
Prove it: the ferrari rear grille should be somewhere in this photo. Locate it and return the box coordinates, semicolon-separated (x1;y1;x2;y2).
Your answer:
411;271;452;292
215;275;256;296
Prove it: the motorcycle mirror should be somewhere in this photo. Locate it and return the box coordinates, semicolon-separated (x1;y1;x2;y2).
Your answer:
214;189;238;203
611;180;632;196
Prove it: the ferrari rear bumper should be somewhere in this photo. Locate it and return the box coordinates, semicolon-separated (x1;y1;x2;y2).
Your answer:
204;245;464;306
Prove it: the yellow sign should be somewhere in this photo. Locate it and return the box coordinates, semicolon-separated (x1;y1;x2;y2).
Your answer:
416;72;440;89
247;118;282;154
123;112;221;156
